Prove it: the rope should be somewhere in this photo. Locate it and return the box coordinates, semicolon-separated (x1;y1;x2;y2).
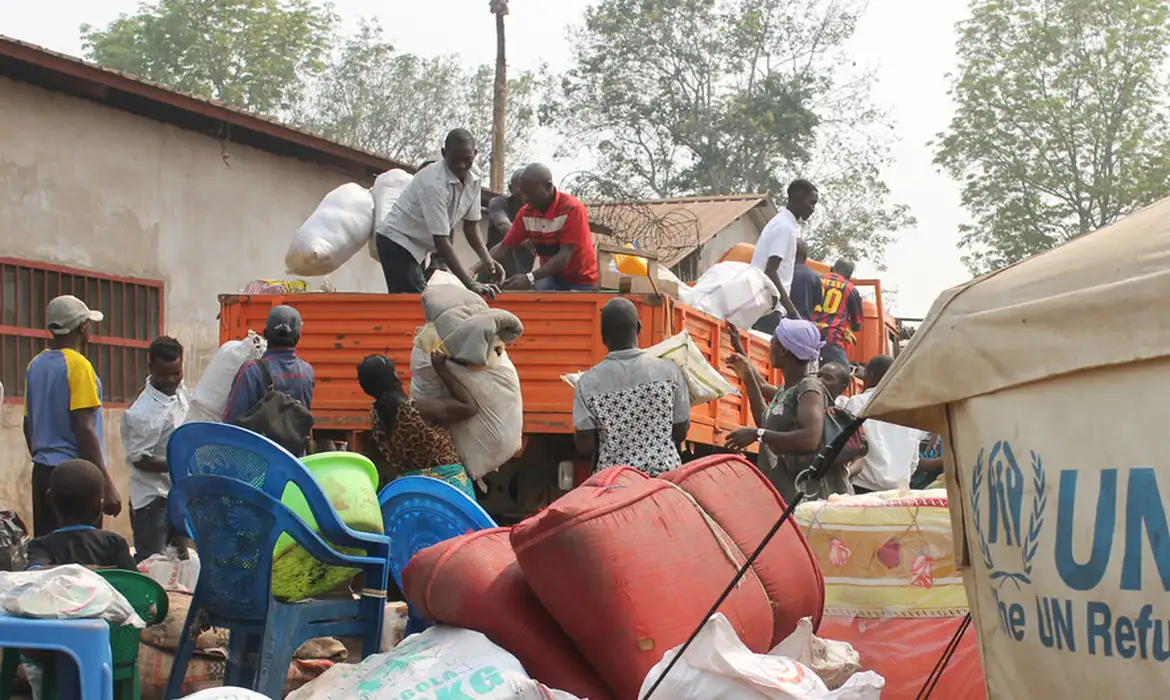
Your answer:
915;612;972;700
663;483;766;591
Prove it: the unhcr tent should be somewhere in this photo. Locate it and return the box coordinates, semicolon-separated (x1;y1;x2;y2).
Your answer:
863;198;1170;698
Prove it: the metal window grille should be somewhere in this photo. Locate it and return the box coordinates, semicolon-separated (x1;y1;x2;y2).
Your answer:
0;258;164;404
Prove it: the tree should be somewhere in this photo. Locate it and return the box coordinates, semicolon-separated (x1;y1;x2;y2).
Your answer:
81;0;336;115
293;20;543;171
558;0;913;262
490;0;510;192
936;0;1170;273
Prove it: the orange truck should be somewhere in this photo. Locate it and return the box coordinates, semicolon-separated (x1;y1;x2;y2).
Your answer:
219;291;782;521
218;275;899;521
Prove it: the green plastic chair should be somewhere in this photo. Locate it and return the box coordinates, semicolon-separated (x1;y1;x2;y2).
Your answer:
0;569;168;700
96;569;168;700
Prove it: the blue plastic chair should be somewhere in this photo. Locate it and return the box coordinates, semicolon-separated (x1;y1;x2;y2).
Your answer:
164;423;390;699
0;612;113;700
378;476;497;636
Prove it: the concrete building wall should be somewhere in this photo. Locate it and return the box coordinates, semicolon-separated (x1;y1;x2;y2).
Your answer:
698;217;761;271
0;76;483;537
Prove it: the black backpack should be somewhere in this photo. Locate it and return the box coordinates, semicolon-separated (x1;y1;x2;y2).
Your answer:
231;360;315;456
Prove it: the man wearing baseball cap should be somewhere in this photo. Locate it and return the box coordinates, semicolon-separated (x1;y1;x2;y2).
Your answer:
23;295;123;535
223;306;316;446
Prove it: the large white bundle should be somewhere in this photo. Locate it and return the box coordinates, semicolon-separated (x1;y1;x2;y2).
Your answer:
410;339;523;481
681;261;780;328
186;332;265;424
286;183;375;276
369;169;414;261
639;614;884;700
288;626;581;700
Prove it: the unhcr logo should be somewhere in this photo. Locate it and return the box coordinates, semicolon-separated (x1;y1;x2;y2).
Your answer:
972;441;1049;590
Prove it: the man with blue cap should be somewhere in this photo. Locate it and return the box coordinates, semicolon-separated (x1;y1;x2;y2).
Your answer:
223;305;315;425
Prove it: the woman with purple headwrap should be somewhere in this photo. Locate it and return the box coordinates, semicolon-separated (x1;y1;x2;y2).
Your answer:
725;318;844;502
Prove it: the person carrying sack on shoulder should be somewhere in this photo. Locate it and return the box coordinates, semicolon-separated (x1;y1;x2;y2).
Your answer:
223;305;316;456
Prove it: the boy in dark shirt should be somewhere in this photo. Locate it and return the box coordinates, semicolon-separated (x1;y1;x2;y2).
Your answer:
26;458;136;571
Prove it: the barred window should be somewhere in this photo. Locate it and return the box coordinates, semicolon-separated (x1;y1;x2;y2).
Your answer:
0;258;163;404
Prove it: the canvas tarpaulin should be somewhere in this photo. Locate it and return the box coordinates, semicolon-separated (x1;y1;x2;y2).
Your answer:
860;197;1170;697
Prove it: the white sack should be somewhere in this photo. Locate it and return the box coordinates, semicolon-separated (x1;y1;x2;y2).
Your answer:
286;183;375;276
770;617;862;690
411;340;523;481
0;565;146;628
560;331;739;406
180;690;270;700
369;169;414;261
639;614;884;700
683;261;779;328
287;626;581;700
646;330;740;405
138;548;201;593
186;332;266;424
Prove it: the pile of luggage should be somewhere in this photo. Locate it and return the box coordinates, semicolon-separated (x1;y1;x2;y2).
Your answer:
401;454;828;699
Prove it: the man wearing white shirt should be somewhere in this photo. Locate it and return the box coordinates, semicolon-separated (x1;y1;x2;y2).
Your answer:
377;128;503;297
752;179;819;333
121;336;191;561
843;355;929;493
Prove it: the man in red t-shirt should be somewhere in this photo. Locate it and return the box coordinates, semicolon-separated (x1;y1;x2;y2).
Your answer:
489;163;599;291
811;259;864;366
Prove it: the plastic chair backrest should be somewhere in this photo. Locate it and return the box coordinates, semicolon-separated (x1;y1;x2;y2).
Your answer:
167;422;310;498
167;422;376;552
167;474;363;621
95;570;167;672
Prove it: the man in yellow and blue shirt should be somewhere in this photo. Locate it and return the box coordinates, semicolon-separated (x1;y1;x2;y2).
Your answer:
23;295;122;536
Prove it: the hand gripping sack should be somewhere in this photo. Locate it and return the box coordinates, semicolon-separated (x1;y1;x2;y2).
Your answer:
402;528;614;700
511;473;774;700
229;360;315;456
285;183;374;276
661;454;825;645
410;333;523;481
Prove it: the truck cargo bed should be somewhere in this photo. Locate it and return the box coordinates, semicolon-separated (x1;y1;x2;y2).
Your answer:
218;291;779;448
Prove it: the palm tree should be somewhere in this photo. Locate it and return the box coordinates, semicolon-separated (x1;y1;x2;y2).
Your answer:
489;0;509;192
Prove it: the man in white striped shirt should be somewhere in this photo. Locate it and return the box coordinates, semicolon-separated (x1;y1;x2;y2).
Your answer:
377;129;503;297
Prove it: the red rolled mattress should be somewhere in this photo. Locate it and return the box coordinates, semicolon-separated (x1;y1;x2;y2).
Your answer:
511;471;774;699
402;527;613;700
660;454;825;644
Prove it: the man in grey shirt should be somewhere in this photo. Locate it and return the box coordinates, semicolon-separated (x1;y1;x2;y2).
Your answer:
377;128;502;296
573;298;691;476
483;168;536;278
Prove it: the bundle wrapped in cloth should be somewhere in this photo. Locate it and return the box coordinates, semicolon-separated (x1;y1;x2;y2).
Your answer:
410;274;524;481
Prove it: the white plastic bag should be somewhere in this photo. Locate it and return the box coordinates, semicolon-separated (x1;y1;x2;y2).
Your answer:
683;261;779;328
0;565;146;627
180;689;270;700
369;169;415;261
646;330;740;405
410;340;523;481
286;183;375;276
560;331;738;406
639;614;884;700
288;626;581;700
770;617;862;690
186;332;266;424
138;548;201;593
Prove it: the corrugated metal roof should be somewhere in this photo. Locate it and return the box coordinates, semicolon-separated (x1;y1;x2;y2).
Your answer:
0;36;495;201
587;194;776;267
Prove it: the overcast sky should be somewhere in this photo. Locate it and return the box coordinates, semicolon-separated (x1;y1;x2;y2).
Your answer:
1;0;973;317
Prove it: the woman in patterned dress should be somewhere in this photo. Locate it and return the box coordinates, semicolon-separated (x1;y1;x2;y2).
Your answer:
356;352;477;498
